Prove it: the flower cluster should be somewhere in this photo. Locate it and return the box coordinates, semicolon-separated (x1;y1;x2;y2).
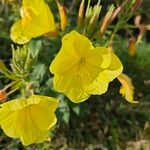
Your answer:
0;0;135;146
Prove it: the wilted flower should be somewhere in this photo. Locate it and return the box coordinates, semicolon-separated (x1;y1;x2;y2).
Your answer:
0;95;59;146
50;30;123;103
118;73;138;103
10;0;56;44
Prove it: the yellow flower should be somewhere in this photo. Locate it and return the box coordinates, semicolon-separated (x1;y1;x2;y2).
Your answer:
118;73;138;103
50;30;123;103
0;95;59;146
10;0;56;44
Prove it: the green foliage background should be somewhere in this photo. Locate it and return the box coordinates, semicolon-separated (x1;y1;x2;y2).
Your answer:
0;0;150;149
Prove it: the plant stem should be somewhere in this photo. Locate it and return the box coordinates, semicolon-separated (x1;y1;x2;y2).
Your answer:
3;81;18;91
109;23;120;44
7;87;20;96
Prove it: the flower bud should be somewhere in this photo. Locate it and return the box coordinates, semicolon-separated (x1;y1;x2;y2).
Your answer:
99;5;114;37
129;37;136;56
134;15;142;28
56;0;67;31
77;0;85;28
0;90;7;102
131;0;142;12
137;24;146;44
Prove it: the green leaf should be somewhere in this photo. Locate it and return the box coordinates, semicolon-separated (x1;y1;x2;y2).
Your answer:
58;99;70;124
0;60;18;80
62;111;70;124
72;105;80;116
29;40;42;60
0;60;11;74
30;63;46;86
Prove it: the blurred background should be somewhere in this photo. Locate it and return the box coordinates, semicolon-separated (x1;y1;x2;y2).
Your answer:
0;0;150;149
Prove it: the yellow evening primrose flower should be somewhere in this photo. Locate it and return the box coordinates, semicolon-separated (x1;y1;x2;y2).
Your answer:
50;30;123;103
0;95;59;146
10;0;56;44
118;73;138;103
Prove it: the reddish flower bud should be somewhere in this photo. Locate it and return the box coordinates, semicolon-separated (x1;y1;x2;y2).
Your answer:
0;90;7;102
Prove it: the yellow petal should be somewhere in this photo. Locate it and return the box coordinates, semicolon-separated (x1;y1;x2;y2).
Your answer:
22;0;44;8
17;108;48;146
50;30;94;75
62;30;94;55
0;95;59;146
86;52;123;95
85;74;110;95
0;109;19;138
86;47;111;69
10;20;31;44
10;0;56;44
102;52;123;81
53;73;90;103
118;73;138;103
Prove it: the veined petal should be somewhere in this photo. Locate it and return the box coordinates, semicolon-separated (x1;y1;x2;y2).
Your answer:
0;109;19;138
85;73;110;95
10;0;56;44
62;30;94;56
86;52;123;95
50;44;78;74
0;95;59;146
50;30;93;74
102;52;123;81
53;73;90;103
10;20;31;44
17;108;48;146
86;47;111;69
27;95;58;130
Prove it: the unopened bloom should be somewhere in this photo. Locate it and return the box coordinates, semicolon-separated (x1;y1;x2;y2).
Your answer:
56;0;67;31
0;90;7;101
77;0;85;28
50;30;123;103
10;0;56;44
128;37;136;56
0;95;59;146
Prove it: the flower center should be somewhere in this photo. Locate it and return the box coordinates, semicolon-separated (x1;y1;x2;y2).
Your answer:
79;57;86;65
